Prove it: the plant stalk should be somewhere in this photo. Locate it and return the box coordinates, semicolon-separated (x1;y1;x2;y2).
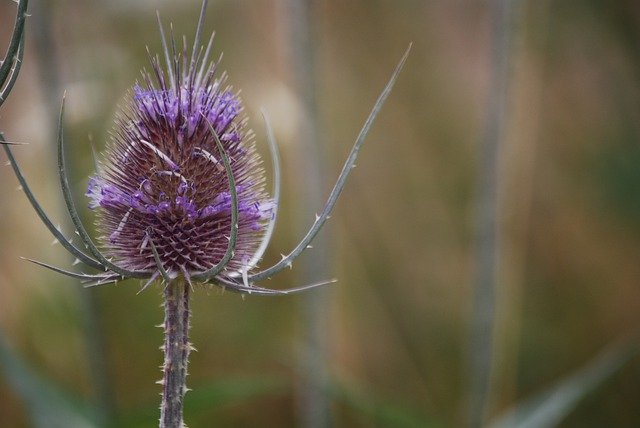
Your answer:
281;1;331;427
160;279;191;428
469;0;515;426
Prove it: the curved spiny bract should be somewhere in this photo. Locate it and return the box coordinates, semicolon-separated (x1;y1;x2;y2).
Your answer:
57;98;150;278
214;275;337;296
0;0;28;92
0;30;25;108
23;258;120;283
248;44;412;283
1;135;103;270
190;118;238;282
245;111;282;271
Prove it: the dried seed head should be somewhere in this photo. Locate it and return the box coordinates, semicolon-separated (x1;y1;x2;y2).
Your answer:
86;42;272;278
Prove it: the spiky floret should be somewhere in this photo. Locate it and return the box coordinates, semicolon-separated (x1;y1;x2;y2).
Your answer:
87;44;272;278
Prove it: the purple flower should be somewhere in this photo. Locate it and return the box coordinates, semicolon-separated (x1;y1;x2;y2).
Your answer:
87;51;272;277
5;0;408;294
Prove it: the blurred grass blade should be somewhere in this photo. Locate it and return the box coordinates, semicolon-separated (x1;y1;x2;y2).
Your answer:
118;375;286;427
489;341;637;428
184;376;287;412
328;379;442;428
0;334;98;428
469;0;518;424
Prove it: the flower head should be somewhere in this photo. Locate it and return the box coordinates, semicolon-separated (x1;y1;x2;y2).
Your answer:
87;44;272;278
3;0;408;295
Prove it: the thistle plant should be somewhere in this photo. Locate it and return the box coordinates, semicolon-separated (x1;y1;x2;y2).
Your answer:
1;0;409;426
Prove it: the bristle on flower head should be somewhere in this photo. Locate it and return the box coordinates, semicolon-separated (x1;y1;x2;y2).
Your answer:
86;26;272;278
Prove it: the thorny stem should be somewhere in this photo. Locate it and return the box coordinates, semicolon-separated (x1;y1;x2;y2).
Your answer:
160;279;191;428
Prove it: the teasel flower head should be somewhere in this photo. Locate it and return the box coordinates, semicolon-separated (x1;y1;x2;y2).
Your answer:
86;43;272;280
2;0;409;294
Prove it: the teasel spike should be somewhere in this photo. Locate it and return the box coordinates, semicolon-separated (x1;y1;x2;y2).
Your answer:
156;11;174;88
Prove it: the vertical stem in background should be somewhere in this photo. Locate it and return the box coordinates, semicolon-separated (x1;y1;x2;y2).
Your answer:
469;0;514;426
160;279;191;428
31;0;60;116
283;0;331;427
493;0;542;408
30;0;115;425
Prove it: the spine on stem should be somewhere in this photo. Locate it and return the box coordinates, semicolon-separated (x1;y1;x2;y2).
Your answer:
160;279;191;428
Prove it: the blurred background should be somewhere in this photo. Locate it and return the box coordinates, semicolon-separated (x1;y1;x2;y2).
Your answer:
2;0;640;427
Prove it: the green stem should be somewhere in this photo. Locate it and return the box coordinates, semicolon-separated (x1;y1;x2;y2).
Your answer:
160;279;191;428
